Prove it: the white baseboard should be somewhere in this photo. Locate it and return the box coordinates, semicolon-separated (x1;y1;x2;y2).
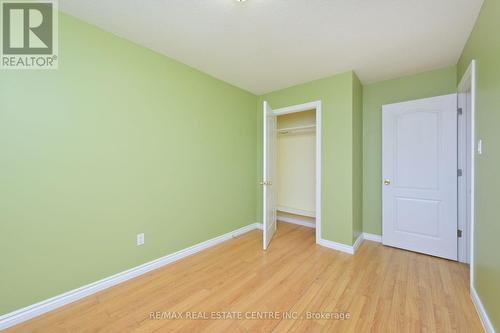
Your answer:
362;233;382;243
317;233;381;255
259;219;353;255
277;216;315;229
317;238;355;255
0;223;261;331
276;206;315;218
259;220;354;254
471;286;496;333
353;233;364;252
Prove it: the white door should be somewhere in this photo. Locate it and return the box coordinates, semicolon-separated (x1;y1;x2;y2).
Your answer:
382;94;458;260
263;101;277;250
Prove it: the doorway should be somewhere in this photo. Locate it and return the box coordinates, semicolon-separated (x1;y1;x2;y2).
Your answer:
381;79;475;264
262;101;322;250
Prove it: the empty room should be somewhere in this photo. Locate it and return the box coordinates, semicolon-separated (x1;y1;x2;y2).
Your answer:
1;0;498;332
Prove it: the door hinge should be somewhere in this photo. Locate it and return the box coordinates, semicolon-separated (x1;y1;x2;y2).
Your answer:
457;108;463;115
458;169;463;177
457;229;463;238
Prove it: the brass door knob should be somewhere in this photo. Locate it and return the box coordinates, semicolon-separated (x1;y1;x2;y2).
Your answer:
384;179;391;185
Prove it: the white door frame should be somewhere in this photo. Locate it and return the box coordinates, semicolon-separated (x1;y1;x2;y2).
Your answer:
457;60;476;281
270;100;322;243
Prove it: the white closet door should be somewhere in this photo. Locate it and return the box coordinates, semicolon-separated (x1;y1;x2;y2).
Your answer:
263;101;277;250
382;94;458;260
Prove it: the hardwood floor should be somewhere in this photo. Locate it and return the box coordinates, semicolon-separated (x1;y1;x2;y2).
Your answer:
6;222;483;332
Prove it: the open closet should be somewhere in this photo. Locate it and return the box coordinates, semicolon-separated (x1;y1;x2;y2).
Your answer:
276;109;316;229
262;101;320;250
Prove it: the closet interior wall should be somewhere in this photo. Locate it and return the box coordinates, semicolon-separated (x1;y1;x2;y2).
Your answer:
277;110;316;227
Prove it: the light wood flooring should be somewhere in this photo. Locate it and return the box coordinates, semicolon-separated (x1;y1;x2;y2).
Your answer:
6;222;483;332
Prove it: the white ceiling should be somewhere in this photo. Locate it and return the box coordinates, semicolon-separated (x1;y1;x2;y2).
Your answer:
60;0;483;95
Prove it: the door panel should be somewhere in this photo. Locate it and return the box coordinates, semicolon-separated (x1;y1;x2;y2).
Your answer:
395;111;439;189
263;101;277;250
395;198;440;237
382;94;458;260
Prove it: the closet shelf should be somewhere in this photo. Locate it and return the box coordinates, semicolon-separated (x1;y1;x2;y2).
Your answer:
278;125;316;134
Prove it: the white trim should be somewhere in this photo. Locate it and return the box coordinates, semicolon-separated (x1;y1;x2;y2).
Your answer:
0;223;261;331
316;234;364;255
316;103;322;243
276;206;315;218
317;238;356;255
272;101;320;116
262;101;270;250
457;60;476;283
362;233;382;243
457;89;469;263
270;100;322;245
317;232;386;255
352;234;364;253
471;287;496;333
277;216;315;229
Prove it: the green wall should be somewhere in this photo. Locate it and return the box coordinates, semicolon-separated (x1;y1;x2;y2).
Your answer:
458;0;500;329
258;72;359;245
0;14;257;315
362;66;458;235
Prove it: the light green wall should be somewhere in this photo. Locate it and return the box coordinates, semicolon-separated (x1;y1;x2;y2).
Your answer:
458;0;500;329
362;66;458;235
352;74;363;242
258;72;358;245
0;13;257;315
